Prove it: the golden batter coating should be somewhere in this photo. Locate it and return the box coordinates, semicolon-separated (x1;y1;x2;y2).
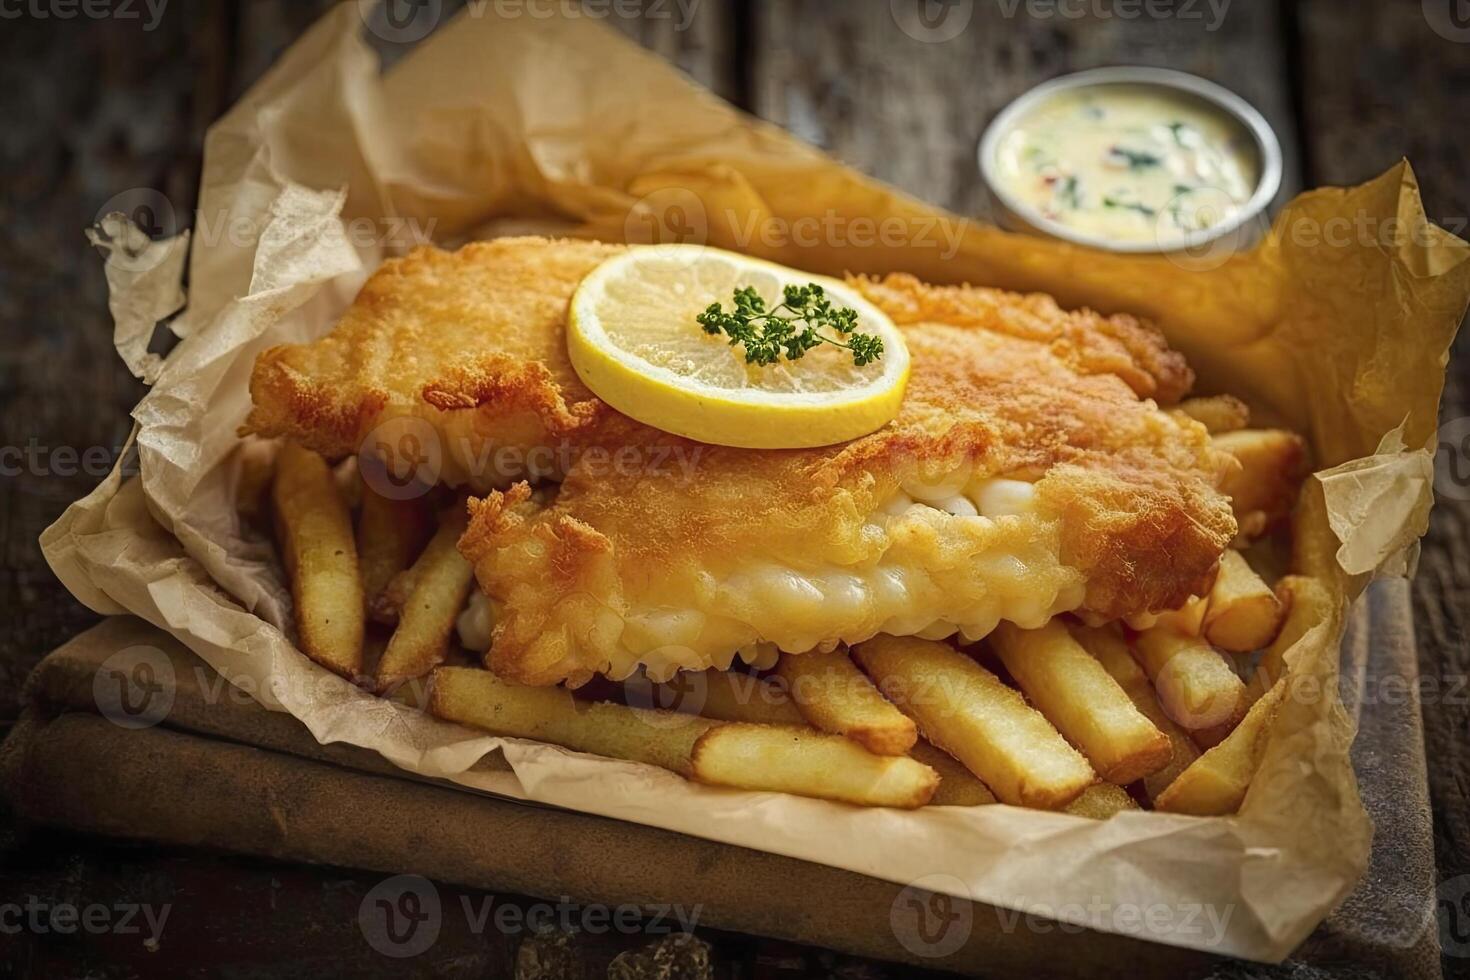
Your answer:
243;238;623;487
245;238;1236;686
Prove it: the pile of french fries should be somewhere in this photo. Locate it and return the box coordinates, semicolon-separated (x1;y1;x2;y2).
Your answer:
253;398;1320;819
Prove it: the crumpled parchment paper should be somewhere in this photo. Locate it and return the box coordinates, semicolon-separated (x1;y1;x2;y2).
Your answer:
41;3;1470;963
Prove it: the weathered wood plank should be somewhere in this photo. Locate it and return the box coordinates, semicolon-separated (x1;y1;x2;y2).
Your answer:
1296;0;1470;889
750;0;1299;218
0;4;237;725
230;0;339;99
604;0;742;104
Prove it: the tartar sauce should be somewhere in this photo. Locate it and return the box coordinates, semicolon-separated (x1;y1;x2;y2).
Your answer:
993;85;1258;245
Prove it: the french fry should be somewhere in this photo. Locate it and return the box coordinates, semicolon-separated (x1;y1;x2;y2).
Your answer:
1290;478;1337;580
1155;681;1286;815
1064;783;1139;819
1245;576;1333;705
990;622;1171;784
1125;594;1207;635
776;649;918;755
1189;721;1235;750
708;672;805;725
271;442;364;679
383;634;437;711
234;440;276;521
665;671;972;801
912;740;998;806
1163;595;1209;635
650;669;806;726
853;635;1095;809
1213;429;1308;533
1132;627;1246;731
373;566;419;625
432;668;935;807
1173;394;1249;434
357;484;432;623
332;456;363;512
1071;625;1200;802
376;505;476;693
690;723;938;809
430;666;713;774
1202;549;1284;652
916;737;1136;815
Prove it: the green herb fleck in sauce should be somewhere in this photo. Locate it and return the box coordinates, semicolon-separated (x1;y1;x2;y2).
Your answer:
1108;146;1163;171
1103;197;1157;218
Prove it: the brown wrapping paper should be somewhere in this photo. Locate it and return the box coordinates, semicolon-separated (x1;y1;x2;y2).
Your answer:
39;4;1470;962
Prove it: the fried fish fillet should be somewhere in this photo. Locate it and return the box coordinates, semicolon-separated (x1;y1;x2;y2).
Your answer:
245;237;1236;686
244;238;624;488
453;261;1238;686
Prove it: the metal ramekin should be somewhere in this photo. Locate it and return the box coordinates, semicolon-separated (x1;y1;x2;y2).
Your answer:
977;66;1283;255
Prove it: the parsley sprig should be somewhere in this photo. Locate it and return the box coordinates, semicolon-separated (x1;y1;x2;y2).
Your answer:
697;283;884;367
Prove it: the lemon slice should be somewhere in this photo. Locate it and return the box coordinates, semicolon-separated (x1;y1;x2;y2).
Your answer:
568;245;910;449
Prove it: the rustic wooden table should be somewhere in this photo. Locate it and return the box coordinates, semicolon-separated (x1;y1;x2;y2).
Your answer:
1;2;1466;977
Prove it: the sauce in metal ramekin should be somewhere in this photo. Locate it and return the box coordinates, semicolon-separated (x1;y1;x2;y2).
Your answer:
979;68;1282;254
